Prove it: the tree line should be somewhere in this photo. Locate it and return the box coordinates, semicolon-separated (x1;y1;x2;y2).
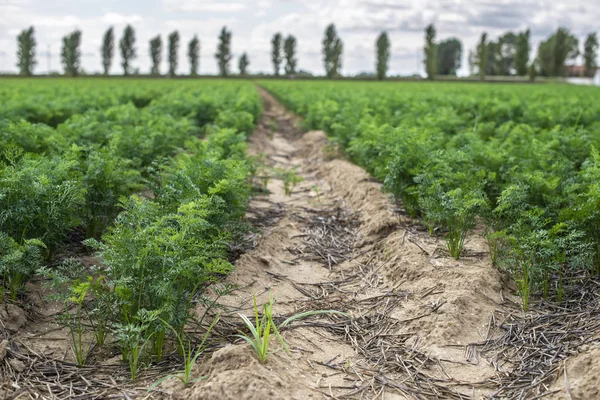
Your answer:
14;23;599;79
424;24;598;80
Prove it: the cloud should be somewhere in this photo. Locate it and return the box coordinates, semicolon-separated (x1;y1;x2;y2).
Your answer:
1;0;599;76
162;0;247;12
101;12;142;25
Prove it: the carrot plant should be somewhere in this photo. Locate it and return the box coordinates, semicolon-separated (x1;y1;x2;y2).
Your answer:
0;147;84;258
0;233;45;301
415;151;489;259
81;147;143;238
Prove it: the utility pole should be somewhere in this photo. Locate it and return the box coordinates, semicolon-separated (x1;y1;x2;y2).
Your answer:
40;45;55;74
416;48;420;76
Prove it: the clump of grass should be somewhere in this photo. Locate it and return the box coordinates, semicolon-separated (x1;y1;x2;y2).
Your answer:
274;167;304;196
149;314;220;390
236;293;346;363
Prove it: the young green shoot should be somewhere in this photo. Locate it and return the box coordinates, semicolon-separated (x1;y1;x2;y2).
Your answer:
236;293;347;363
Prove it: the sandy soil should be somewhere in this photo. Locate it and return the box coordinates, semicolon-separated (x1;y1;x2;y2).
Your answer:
548;344;600;400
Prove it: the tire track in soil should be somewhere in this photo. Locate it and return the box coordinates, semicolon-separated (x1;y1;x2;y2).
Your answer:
169;88;511;400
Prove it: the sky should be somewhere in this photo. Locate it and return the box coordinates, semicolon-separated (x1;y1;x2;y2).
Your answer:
0;0;599;76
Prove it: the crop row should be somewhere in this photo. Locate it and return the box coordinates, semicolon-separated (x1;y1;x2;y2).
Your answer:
261;80;600;310
0;80;261;376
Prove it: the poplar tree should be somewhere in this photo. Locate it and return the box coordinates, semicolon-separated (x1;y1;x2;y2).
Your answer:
215;27;232;77
168;31;180;77
476;32;488;80
284;35;297;75
239;52;249;75
149;35;162;76
376;31;390;80
101;27;114;75
61;30;82;76
423;24;437;79
583;33;598;77
188;35;200;75
271;33;283;75
514;29;530;76
16;26;36;76
119;25;136;76
322;24;343;78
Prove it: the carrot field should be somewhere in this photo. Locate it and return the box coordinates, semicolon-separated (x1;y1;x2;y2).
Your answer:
262;80;600;309
2;79;600;399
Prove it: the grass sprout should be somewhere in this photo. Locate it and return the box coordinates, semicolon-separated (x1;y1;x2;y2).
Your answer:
236;293;346;363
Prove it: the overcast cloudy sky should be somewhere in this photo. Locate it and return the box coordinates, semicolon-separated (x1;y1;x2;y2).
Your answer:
0;0;598;76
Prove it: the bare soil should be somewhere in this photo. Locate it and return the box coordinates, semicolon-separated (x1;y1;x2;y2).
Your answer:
3;87;599;400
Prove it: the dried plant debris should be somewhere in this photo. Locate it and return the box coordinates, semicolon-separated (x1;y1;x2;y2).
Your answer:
291;206;360;269
475;275;600;399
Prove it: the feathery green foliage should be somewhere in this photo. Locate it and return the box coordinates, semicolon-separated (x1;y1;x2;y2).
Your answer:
260;79;600;310
1;80;261;377
0;233;44;301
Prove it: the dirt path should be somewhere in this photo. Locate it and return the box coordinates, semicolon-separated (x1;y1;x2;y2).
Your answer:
168;88;517;400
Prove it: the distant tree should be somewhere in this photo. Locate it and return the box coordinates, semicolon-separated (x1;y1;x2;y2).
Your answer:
215;26;232;77
584;33;598;77
553;27;579;76
496;32;517;75
149;35;162;76
271;33;283;76
514;29;530;76
423;24;437;79
528;62;537;82
284;35;297;75
375;31;390;80
168;31;180;77
239;52;249;75
485;40;499;76
476;32;488;80
61;30;82;76
16;26;36;76
101;27;114;75
437;38;462;75
322;24;343;78
188;35;200;76
537;27;579;76
119;25;136;76
537;38;554;76
467;49;475;76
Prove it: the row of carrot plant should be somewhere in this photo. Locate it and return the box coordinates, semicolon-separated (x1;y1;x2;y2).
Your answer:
260;80;600;310
0;79;261;377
